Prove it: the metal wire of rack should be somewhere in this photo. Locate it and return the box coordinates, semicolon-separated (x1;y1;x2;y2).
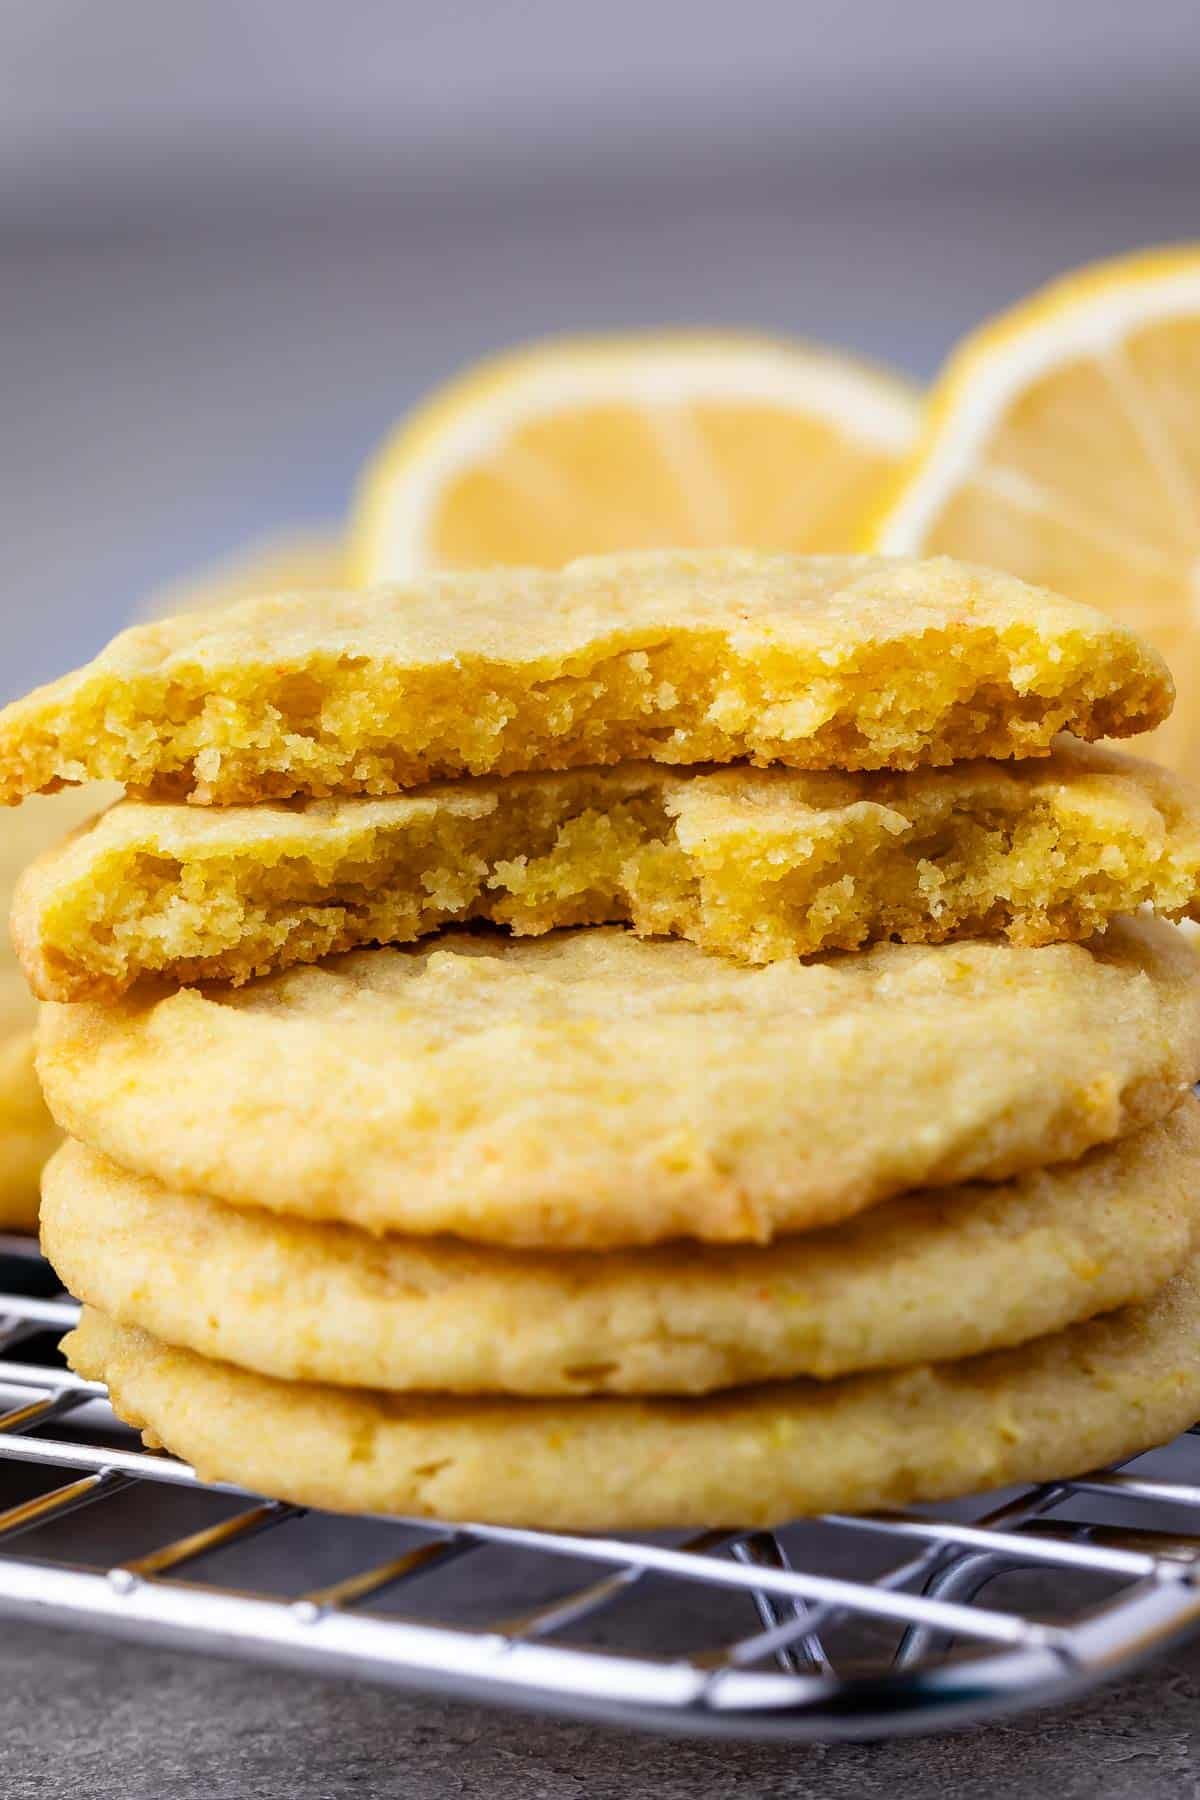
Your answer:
3;1235;1200;1741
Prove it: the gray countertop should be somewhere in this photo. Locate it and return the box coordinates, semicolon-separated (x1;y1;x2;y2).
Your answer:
0;1620;1194;1800
1;1620;1197;1799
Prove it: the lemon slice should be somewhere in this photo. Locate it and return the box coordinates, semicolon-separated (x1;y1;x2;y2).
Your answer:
349;332;919;582
870;247;1200;777
137;529;346;619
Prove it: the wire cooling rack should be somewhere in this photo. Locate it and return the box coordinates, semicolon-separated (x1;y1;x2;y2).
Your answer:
3;1236;1200;1740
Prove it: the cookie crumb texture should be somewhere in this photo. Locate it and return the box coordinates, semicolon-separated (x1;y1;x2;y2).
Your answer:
16;740;1200;1000
65;1251;1200;1527
0;552;1171;805
35;916;1200;1247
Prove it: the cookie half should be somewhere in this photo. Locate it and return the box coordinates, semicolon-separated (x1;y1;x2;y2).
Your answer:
0;551;1170;805
41;1105;1200;1394
66;1251;1200;1528
37;918;1200;1248
15;739;1200;1001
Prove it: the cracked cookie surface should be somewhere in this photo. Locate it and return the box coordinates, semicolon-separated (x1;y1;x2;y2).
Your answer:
36;917;1200;1248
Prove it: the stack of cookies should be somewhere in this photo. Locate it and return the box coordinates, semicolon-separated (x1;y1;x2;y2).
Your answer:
5;549;1200;1529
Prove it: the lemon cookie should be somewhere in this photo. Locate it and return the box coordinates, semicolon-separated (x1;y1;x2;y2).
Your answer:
43;1106;1200;1395
0;552;1170;806
36;919;1200;1248
0;787;118;1227
66;1250;1200;1528
14;738;1200;1001
0;1031;57;1231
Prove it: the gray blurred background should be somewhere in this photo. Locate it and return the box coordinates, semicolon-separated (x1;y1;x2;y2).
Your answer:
3;0;1200;697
